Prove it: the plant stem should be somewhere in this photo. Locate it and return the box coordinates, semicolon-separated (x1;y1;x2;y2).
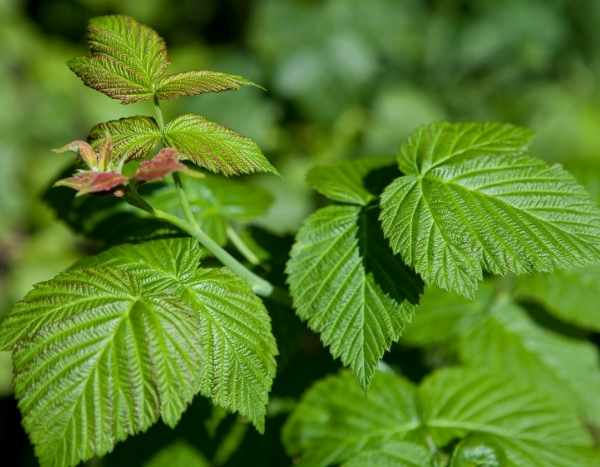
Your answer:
153;95;165;131
227;226;260;265
148;97;284;301
168;173;274;296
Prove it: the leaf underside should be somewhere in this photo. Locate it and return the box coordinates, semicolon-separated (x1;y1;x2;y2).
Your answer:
380;122;600;298
0;239;277;467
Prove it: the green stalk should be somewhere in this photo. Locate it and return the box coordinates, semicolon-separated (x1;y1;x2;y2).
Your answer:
148;97;279;298
170;172;274;296
227;226;260;265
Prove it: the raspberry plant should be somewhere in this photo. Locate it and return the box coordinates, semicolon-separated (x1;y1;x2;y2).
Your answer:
2;15;600;467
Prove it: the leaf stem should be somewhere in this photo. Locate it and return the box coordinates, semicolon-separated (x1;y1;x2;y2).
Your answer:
153;95;165;132
227;226;260;265
168;173;274;296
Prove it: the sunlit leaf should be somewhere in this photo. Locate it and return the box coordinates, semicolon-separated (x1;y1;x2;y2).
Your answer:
380;122;600;298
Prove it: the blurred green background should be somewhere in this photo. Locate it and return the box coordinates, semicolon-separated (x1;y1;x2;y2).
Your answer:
2;0;600;465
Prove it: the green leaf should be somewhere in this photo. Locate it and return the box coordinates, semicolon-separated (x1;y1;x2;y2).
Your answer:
283;370;420;467
514;266;600;331
401;286;493;347
460;297;600;427
284;368;596;467
420;368;595;467
403;287;600;427
69;15;169;104
0;238;277;467
449;435;507;467
149;176;273;245
286;205;422;388
341;441;434;467
164;114;277;175
156;71;257;100
380;122;600;298
89;116;161;163
144;442;210;467
306;156;395;206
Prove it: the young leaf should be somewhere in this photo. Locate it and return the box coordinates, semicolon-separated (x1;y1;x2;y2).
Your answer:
144;442;210;467
380;122;600;298
0;238;277;467
164;114;277;175
52;140;98;167
54;170;127;196
284;368;597;467
156;71;257;100
306;156;395;205
287;205;422;388
69;15;169;103
89;117;161;163
148;176;273;245
460;297;600;427
134;148;187;182
514;266;600;331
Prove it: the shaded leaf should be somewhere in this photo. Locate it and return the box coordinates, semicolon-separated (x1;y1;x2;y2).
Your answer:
283;371;419;467
514;266;600;331
287;204;422;388
380;122;600;298
306;156;395;205
342;441;434;467
164;114;277;175
144;442;210;467
284;367;596;467
0;238;277;466
460;297;600;427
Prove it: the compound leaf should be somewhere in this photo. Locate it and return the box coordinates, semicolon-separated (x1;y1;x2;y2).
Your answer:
89;116;161;163
306;156;395;206
287;205;422;388
514;266;600;331
156;71;257;100
164;114;277;175
69;15;169;104
284;367;596;467
0;238;277;467
380;122;600;298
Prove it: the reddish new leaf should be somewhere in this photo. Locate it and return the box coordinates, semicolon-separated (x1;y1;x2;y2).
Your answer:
54;171;127;196
134;148;186;182
53;140;98;168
